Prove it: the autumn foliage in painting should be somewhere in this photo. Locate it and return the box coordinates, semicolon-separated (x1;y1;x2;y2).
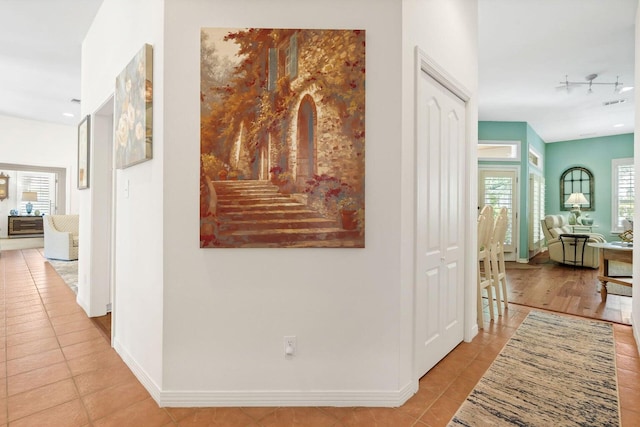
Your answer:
200;28;365;248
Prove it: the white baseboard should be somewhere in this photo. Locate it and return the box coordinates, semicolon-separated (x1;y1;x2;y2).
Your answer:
160;380;417;407
113;338;162;404
76;294;91;318
517;257;529;263
113;343;417;408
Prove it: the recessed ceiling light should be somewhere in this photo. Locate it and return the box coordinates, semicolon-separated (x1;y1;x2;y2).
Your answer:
613;123;625;128
619;86;634;93
63;113;75;118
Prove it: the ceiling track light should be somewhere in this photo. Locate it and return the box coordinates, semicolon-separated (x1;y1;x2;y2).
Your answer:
558;74;624;94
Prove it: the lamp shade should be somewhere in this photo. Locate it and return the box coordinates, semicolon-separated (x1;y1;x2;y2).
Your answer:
21;191;38;202
565;192;588;206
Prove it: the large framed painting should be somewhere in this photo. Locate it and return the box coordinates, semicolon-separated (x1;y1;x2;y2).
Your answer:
199;28;366;248
78;115;90;190
115;44;153;169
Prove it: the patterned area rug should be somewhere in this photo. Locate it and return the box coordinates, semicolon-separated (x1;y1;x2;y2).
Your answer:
449;311;620;426
48;259;78;294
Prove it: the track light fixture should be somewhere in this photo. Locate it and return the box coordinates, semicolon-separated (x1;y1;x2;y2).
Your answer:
558;74;624;94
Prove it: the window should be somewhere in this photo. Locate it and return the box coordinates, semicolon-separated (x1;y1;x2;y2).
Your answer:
612;158;634;233
268;48;278;91
17;171;56;215
478;140;521;161
529;173;545;251
560;167;593;211
285;34;298;78
267;34;298;91
528;147;542;170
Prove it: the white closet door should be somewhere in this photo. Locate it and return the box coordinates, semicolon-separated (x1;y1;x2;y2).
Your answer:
414;69;466;378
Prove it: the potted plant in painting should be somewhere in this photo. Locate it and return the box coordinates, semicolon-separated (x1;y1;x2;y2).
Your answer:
270;165;283;184
337;196;360;230
275;172;295;194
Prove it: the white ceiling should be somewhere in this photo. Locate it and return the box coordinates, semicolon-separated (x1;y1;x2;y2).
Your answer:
0;0;636;143
479;0;637;142
0;0;103;127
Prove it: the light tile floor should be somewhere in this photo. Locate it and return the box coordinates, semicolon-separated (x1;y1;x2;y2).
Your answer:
0;248;638;426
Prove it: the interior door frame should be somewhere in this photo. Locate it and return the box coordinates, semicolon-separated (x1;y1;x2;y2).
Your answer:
478;164;520;262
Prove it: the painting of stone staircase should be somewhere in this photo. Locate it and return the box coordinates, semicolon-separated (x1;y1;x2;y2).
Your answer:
209;180;362;248
200;28;366;248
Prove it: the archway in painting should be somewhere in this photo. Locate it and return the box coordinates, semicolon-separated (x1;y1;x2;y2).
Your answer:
296;95;317;187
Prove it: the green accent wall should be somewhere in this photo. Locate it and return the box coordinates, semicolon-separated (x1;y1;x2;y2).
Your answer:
545;134;634;241
480;121;634;257
479;121;544;260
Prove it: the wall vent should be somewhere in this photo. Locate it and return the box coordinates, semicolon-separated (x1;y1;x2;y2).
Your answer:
602;99;627;106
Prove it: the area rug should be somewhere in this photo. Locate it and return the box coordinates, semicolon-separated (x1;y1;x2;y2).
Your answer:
48;259;78;294
448;311;620;426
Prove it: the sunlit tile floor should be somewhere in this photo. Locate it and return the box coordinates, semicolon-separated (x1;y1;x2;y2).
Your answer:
0;248;638;426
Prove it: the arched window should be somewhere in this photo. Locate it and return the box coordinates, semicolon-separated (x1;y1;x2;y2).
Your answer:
560;167;594;211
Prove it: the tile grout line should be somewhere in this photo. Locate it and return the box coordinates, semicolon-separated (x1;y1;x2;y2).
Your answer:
19;249;96;426
2;252;8;425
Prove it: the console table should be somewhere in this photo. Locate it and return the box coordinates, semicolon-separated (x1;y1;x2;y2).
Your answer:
7;216;44;237
588;242;632;300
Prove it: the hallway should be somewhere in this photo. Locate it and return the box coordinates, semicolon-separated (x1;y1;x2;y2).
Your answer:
0;248;638;426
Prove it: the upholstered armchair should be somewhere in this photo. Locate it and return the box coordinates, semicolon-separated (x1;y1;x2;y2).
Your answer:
44;215;79;261
541;215;606;268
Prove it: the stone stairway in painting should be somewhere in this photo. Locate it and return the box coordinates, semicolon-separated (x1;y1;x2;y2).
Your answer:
212;180;362;247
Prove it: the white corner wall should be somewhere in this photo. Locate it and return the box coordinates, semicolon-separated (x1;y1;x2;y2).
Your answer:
81;0;479;407
82;0;165;397
401;1;479;374
0;114;78;220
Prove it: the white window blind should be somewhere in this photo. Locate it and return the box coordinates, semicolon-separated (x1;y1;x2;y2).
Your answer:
612;158;634;232
17;171;56;215
529;173;545;251
482;176;514;245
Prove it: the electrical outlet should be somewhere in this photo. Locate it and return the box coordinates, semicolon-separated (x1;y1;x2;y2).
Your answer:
284;336;296;357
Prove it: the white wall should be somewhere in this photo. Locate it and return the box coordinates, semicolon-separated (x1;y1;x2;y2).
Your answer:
81;0;478;407
82;0;165;395
162;0;405;405
0;114;77;227
632;0;640;345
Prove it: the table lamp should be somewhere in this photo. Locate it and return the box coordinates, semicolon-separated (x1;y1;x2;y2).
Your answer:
22;191;37;215
565;192;588;222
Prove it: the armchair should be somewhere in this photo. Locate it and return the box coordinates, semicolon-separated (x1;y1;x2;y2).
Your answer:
43;215;79;261
541;215;606;268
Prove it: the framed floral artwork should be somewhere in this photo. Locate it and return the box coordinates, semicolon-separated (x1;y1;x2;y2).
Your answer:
115;44;153;169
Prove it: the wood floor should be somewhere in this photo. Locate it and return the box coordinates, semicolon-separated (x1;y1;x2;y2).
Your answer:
504;251;632;325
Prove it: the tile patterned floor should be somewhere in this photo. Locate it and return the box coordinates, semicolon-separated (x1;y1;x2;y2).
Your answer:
0;248;638;426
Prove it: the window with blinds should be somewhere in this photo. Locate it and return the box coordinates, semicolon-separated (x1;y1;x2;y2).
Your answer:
17;171;56;215
482;175;513;246
612;158;634;232
529;173;545;251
